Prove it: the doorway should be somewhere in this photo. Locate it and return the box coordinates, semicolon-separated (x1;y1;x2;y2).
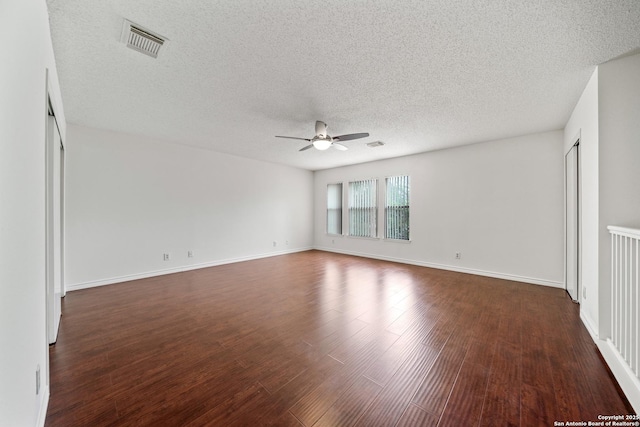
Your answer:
565;139;580;302
45;96;64;345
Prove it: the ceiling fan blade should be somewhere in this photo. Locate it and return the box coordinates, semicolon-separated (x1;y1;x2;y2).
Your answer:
333;142;348;151
315;121;327;138
333;132;369;141
275;136;312;141
299;144;314;151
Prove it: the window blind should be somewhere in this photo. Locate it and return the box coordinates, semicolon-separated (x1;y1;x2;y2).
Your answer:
385;175;410;240
349;179;377;238
327;183;343;235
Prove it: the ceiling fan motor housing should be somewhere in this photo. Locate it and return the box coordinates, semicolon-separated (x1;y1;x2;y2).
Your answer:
275;120;369;152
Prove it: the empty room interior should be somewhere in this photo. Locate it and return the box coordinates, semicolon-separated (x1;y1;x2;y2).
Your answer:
2;0;640;426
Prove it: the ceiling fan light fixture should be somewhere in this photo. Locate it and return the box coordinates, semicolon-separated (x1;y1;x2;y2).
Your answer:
313;139;332;150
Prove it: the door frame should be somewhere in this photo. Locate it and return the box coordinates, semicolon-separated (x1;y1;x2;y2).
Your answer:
44;69;65;352
564;136;581;302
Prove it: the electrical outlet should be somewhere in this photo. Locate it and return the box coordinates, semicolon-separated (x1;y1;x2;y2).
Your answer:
163;253;170;261
455;252;461;259
187;250;193;258
273;241;277;247
332;239;335;244
286;240;289;246
583;286;586;299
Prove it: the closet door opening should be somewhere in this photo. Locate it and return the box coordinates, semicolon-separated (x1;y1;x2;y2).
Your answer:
45;79;64;347
565;140;580;302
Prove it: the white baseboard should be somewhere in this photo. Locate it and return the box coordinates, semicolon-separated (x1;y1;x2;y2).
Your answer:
596;339;640;413
68;246;562;292
581;304;639;413
36;386;49;427
67;247;313;291
580;309;599;341
314;246;563;288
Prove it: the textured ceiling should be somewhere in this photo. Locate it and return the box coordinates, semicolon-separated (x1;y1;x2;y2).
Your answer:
47;0;640;171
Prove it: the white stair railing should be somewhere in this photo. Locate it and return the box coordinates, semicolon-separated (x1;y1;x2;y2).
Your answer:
609;226;640;385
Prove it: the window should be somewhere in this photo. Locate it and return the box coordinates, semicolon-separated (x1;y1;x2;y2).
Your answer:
385;175;410;240
349;179;377;237
327;183;343;235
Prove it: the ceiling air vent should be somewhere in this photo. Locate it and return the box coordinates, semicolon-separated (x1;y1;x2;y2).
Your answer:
120;19;166;58
367;141;385;148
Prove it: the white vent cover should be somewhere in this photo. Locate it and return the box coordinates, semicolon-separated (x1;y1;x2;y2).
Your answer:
366;141;385;148
120;19;166;58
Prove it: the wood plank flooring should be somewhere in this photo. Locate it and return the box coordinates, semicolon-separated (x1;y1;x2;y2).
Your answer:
45;250;633;426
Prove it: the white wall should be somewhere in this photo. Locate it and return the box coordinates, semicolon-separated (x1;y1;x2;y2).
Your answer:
65;125;314;289
564;54;640;342
598;53;640;339
314;131;564;287
0;0;66;426
564;68;599;335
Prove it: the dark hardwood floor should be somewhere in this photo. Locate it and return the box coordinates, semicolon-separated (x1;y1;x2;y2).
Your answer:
45;250;632;426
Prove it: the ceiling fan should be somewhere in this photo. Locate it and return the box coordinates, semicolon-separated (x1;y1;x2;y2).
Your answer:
276;121;369;151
